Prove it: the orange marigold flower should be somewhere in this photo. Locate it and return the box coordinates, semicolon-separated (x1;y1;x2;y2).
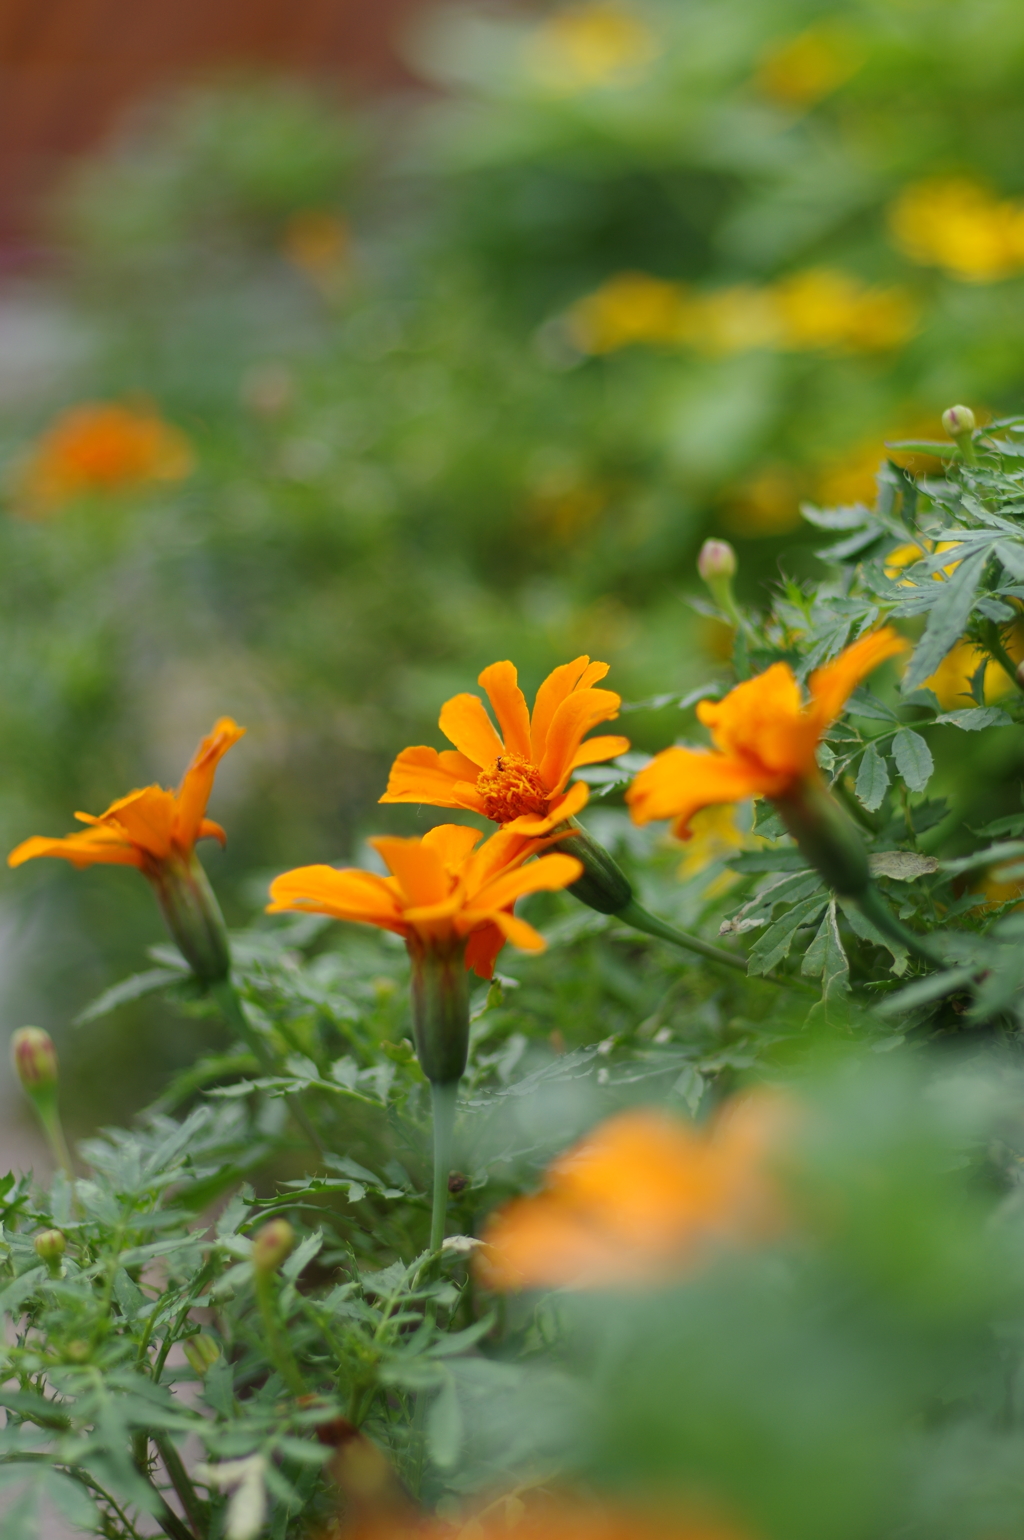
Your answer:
477;1095;790;1291
626;629;904;839
8;719;244;981
268;824;582;982
337;1495;744;1540
380;658;630;836
18;401;193;513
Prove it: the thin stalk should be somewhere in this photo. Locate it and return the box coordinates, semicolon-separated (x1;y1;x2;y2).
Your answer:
430;1081;458;1254
615;899;746;971
154;1433;206;1538
855;882;942;967
37;1104;73;1179
254;1272;307;1397
211;979;323;1157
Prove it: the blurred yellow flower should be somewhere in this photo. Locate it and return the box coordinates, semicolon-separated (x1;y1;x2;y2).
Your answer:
477;1094;791;1290
813;416;948;507
567;268;916;357
676;804;764;894
883;538;962;584
924;639;1017;709
525;2;660;93
17;402;193;515
755;24;865;107
889;177;1024;283
721;465;803;536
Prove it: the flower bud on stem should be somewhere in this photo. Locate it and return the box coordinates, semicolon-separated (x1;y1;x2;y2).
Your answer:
942;404;977;466
406;939;469;1250
11;1028;73;1176
252;1219;306;1397
697;539;741;627
34;1229;66;1278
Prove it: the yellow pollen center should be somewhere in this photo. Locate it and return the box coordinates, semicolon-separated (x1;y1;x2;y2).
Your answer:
476;755;549;823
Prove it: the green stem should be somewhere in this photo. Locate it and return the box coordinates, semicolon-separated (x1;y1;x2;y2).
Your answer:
429;1081;458;1254
153;1434;206;1538
855;882;941;967
615;898;750;972
38;1105;73;1179
254;1272;307;1397
211;980;323;1157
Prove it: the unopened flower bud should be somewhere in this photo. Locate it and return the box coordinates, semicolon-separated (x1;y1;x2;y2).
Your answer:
942;404;976;438
183;1333;222;1376
696;538;740;627
942;404;978;465
697;539;737;583
557;821;634;915
34;1229;65;1276
252;1218;296;1275
11;1027;58;1093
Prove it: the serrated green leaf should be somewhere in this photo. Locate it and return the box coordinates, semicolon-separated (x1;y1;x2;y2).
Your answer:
935;707;1012;730
901;549;987;693
855;741;889;812
892;728;934;792
74;967;184;1026
747;896;828;977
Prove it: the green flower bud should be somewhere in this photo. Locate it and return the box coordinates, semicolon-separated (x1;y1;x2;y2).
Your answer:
183;1333;222;1376
407;939;470;1086
33;1229;65;1277
252;1218;296;1275
697;538;738;583
942;404;976;438
11;1027;58;1094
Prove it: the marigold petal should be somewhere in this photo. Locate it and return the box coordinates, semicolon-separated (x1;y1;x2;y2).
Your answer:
420;823;484;868
370;835;452;907
808;627;906;726
197;818;227;847
485;909;547;951
569;734;631;770
626;747;774;833
478;661;532;759
174;717;246;851
8;829;143;870
464;922;506;979
99;786;179;859
530;656;607;762
504;779;590;835
267;865;402;930
539;688;622;791
379;746;475;807
438;692;504;768
472;852;583;913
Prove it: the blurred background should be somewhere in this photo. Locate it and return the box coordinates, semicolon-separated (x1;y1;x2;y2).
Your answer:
4;0;1024;1134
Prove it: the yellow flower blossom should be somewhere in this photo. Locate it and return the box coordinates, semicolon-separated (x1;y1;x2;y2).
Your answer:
524;2;660;93
924;639;1017;710
889;177;1024;283
676;804;764;886
755;23;865;107
567;268;917;357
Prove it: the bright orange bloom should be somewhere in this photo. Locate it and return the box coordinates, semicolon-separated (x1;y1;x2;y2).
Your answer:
626;629;904;838
478;1095;790;1291
338;1495;744;1540
268;824;583;979
8;719;245;876
18;401;193;512
380;658;630;836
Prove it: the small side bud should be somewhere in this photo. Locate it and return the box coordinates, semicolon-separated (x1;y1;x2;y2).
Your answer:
252;1218;296;1275
34;1229;65;1277
942;404;978;465
697;538;737;583
11;1027;58;1093
183;1333;222;1376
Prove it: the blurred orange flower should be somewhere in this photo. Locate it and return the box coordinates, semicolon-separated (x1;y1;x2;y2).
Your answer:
268;823;581;979
8;718;244;877
17;401;193;513
626;631;904;838
380;657;629;836
477;1096;790;1290
339;1496;744;1540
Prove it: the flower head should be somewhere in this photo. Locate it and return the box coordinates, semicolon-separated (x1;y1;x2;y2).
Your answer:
626;630;904;839
18;401;193;513
268;824;582;980
9;718;245;877
380;658;629;836
9;719;244;982
477;1095;790;1291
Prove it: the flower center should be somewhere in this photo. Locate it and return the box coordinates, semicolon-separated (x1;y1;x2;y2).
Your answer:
476;754;549;823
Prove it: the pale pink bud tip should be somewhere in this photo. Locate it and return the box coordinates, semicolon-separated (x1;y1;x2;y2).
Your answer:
252;1218;296;1274
11;1027;58;1092
697;538;737;583
942;404;976;438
